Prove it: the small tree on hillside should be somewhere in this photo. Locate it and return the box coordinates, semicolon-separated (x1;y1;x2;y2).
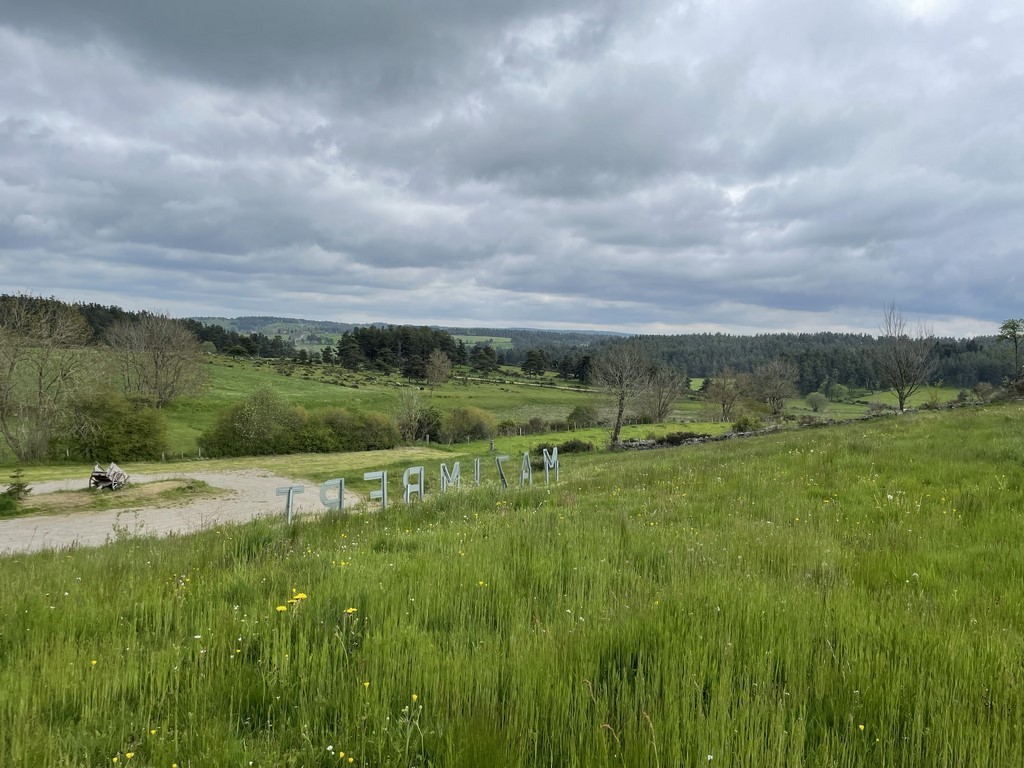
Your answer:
998;318;1024;381
806;392;828;413
751;358;799;416
703;368;742;422
0;296;90;461
877;303;937;411
592;345;652;446
106;314;207;407
425;349;452;390
639;365;687;423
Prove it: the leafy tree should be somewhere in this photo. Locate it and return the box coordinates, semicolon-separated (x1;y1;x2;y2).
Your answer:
65;393;166;461
105;314;207;407
806;392;828;413
593;346;652;446
469;345;500;375
336;334;367;371
425;349;452;390
998;318;1024;381
877;303;937;411
566;403;599;428
395;389;442;443
0;296;90;461
521;349;552;376
198;386;302;457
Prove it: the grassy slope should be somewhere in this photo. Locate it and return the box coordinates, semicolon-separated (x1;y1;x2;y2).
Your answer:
2;405;1023;766
160;357;962;456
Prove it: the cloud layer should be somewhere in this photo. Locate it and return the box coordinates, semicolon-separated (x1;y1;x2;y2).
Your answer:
2;0;1022;335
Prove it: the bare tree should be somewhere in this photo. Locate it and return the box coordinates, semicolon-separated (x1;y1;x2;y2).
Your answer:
639;365;687;423
425;349;452;391
877;303;936;411
0;297;90;461
592;345;652;446
106;314;207;407
750;358;799;416
703;368;743;421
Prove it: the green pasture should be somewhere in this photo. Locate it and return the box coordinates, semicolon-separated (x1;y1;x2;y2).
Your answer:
453;335;514;350
2;404;1023;766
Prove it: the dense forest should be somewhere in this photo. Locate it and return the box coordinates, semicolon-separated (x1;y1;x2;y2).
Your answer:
2;295;1015;393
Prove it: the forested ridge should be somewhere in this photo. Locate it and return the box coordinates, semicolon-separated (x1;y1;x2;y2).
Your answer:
2;295;1014;393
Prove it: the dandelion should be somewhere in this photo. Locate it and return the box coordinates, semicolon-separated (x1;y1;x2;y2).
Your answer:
859;724;865;732
344;607;358;614
91;659;98;666
276;605;288;612
363;681;370;688
294;593;308;600
126;753;134;760
412;693;418;702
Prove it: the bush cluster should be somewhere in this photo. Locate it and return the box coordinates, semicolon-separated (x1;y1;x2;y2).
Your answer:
199;386;400;457
440;406;496;443
63;394;167;462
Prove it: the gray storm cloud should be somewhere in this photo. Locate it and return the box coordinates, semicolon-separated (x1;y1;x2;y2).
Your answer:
1;0;1021;335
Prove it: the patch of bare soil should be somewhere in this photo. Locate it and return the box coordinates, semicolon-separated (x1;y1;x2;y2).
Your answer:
0;469;360;556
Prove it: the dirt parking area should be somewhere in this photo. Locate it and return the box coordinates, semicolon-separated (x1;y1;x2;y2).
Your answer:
0;470;355;555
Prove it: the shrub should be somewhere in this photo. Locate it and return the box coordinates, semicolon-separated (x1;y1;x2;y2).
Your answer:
199;386;303;457
731;414;763;433
659;431;711;446
353;412;401;450
0;493;19;517
566;404;599;428
64;394;167;462
531;438;594;467
526;416;547;434
442;407;496;443
806;392;828;413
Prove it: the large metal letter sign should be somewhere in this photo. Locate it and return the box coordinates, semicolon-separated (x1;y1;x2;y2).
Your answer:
276;485;304;524
542;447;559;483
440;462;460;492
320;478;345;511
520;452;532;487
403;466;425;503
495;455;509;490
364;470;388;510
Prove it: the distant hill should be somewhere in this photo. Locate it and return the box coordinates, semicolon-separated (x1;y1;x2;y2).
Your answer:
190;316;618;350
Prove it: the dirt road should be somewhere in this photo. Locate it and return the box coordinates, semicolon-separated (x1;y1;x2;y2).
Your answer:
0;469;352;555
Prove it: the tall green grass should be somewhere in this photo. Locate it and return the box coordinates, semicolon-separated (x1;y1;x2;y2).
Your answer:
2;405;1022;766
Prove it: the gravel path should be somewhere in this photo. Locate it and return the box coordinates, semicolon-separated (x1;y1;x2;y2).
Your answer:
0;470;356;556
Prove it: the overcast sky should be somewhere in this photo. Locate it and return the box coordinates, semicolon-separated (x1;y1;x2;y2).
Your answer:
1;0;1021;336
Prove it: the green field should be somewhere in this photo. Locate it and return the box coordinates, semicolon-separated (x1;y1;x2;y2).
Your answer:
2;404;1022;766
453;335;514;350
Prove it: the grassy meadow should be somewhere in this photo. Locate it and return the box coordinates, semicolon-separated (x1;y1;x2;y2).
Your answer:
156;356;958;457
2;404;1023;766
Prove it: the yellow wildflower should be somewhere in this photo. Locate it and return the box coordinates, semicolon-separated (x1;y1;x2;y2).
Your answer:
276;605;288;612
